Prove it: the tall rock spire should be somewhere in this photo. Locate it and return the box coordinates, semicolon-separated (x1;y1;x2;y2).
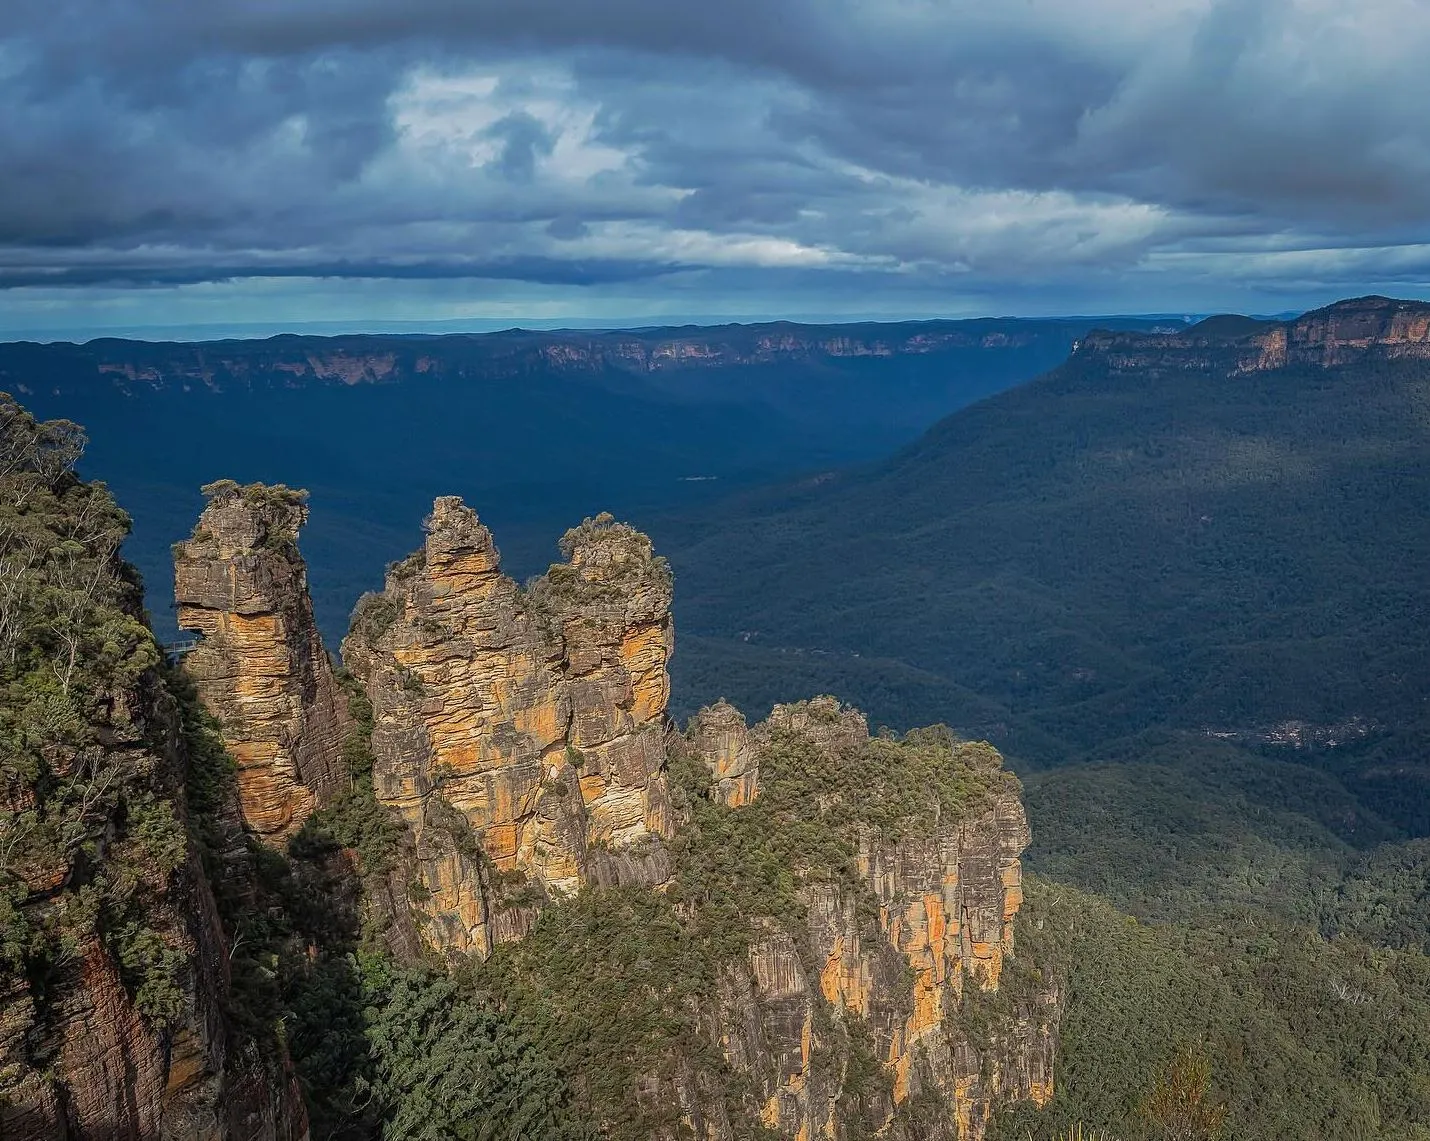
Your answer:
174;480;349;842
342;499;675;958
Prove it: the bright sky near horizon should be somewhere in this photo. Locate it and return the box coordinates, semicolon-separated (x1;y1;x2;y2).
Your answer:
3;0;1430;337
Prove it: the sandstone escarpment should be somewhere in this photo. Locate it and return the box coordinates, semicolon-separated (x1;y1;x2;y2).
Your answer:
687;698;1055;1141
0;399;307;1141
174;481;348;842
341;500;674;958
1076;295;1430;377
0;319;1101;397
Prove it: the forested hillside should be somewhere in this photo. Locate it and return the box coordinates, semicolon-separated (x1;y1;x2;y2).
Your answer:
662;297;1430;932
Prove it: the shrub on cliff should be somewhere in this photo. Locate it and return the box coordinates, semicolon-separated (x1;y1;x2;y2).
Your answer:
0;392;190;1027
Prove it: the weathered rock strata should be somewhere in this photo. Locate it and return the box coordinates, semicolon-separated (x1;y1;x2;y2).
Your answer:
174;482;348;842
1076;295;1430;377
688;699;760;807
0;621;308;1141
341;500;674;958
168;487;1054;1137
688;698;1056;1141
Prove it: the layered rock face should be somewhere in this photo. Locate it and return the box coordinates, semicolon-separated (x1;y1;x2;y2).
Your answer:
0;319;1105;396
687;698;1055;1141
1076;295;1430;377
0;457;306;1139
1;798;308;1140
689;699;760;807
341;500;674;958
1;846;307;1141
174;482;348;842
161;485;1051;1136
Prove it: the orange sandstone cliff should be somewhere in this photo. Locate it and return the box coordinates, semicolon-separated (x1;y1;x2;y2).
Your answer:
1075;295;1430;378
684;698;1055;1141
340;500;675;959
170;490;1053;1138
173;481;348;843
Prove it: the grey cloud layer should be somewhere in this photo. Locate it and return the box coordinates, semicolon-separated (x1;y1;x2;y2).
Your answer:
2;0;1429;303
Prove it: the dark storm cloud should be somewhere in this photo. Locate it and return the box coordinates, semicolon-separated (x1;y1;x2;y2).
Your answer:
1;0;1428;308
0;255;682;290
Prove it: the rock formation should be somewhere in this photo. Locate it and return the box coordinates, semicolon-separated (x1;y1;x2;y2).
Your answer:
689;699;760;807
341;500;675;958
687;697;1056;1141
174;481;348;842
1076;295;1430;377
0;416;307;1139
160;485;1053;1137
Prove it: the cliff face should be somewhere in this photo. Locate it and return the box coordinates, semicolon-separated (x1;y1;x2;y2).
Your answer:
1076;295;1430;377
158;479;1054;1137
0;319;1119;397
0;400;305;1141
341;500;674;959
685;698;1055;1141
690;700;760;807
1;781;308;1141
174;482;348;843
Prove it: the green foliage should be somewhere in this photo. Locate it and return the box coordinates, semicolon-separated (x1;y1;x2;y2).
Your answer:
297;675;404;877
1325;838;1430;953
200;478;310;509
991;878;1430;1141
349;592;401;647
1020;735;1396;925
170;666;237;872
110;920;188;1024
366;956;597;1141
480;888;719;1138
0;391;192;1029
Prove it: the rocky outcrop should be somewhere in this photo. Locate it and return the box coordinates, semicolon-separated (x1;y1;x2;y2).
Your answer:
1279;295;1430;367
688;699;1056;1141
174;482;348;842
0;400;307;1141
0;601;305;1133
341;501;674;959
689;700;760;807
1075;295;1430;377
1;859;308;1141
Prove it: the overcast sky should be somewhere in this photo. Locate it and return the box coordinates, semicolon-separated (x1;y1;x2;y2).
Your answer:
3;0;1429;336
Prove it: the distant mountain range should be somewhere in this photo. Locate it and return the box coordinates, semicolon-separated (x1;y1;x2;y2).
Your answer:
0;314;1168;642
